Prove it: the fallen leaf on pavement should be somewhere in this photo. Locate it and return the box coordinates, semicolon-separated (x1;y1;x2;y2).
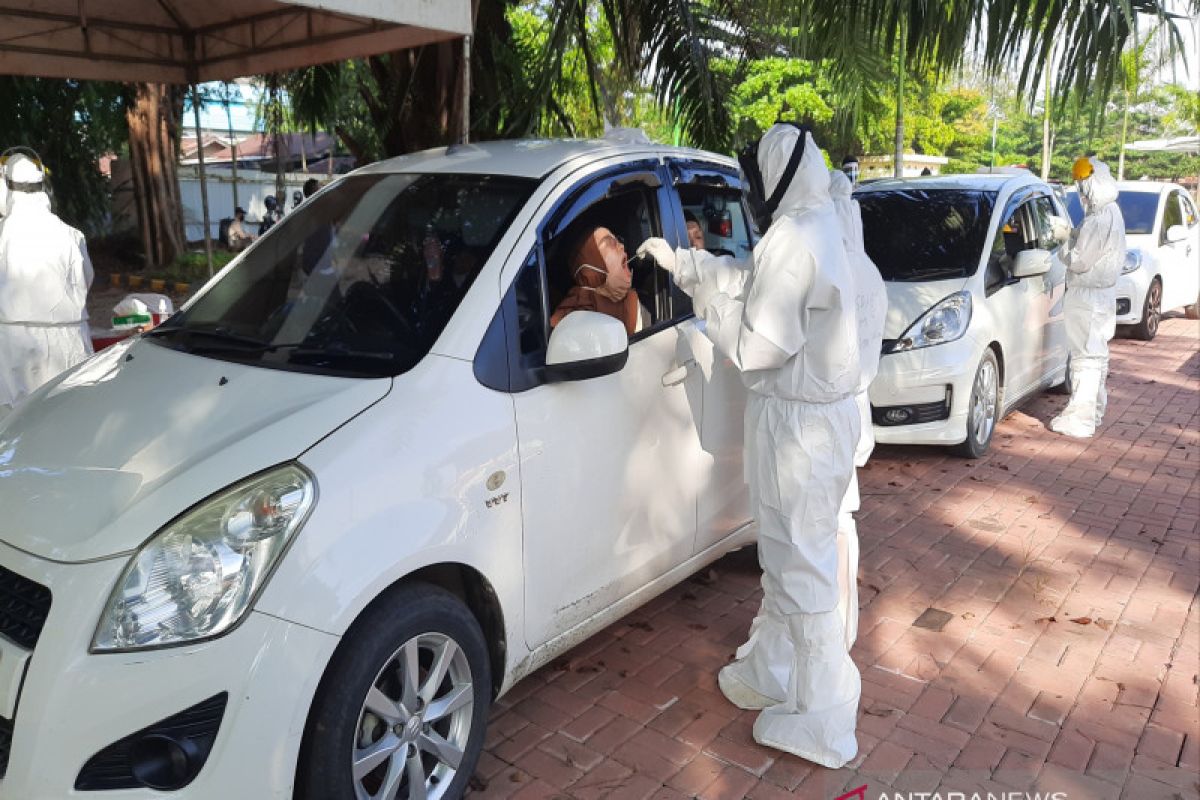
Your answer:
1035;616;1057;624
1070;616;1092;625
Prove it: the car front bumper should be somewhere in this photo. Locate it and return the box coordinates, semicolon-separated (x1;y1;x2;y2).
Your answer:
869;335;982;446
1115;268;1151;326
0;541;338;799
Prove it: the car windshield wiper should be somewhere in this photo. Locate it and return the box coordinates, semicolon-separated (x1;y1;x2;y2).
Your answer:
143;325;270;350
891;269;965;282
283;346;399;363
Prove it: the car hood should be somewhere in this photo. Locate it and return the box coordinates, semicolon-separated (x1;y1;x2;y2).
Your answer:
0;338;389;562
1125;233;1157;252
881;277;970;339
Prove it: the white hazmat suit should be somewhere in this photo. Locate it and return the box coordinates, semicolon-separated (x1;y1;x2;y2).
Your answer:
1050;157;1124;439
0;156;94;418
830;169;887;648
638;125;862;767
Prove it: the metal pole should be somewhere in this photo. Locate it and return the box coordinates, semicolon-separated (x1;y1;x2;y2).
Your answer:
226;82;238;211
192;83;214;279
990;113;998;171
461;35;472;144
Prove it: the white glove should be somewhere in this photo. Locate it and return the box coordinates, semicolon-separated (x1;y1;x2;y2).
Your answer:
636;237;677;274
1048;215;1072;244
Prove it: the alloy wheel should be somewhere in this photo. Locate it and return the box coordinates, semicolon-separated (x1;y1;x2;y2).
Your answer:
352;633;475;800
1145;281;1161;338
969;357;998;447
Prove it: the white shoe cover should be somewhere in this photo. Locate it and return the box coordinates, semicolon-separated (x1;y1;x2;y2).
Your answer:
1049;414;1094;438
719;662;781;710
752;611;860;769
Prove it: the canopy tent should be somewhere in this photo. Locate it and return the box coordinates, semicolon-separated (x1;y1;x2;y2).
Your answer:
0;0;471;83
0;0;472;275
1124;136;1200;153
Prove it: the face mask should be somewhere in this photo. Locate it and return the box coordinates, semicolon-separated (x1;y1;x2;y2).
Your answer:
575;263;631;302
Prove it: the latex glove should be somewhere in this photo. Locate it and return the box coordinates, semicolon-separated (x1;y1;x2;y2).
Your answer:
1048;215;1072;244
636;237;677;274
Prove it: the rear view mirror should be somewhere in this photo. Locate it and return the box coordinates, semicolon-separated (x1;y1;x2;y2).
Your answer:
1012;249;1052;278
1165;224;1187;244
545;311;629;382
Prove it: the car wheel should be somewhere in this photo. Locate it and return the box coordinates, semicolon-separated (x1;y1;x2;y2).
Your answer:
1131;278;1161;341
297;583;491;800
953;349;1000;459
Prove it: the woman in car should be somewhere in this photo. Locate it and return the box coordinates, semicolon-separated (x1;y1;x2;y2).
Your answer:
550;225;649;337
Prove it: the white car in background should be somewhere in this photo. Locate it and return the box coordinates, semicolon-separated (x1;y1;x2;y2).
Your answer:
857;174;1072;457
0;138;758;799
1064;182;1200;340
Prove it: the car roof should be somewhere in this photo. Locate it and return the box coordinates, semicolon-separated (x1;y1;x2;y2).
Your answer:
854;174;1043;194
352;138;736;179
1113;180;1184;194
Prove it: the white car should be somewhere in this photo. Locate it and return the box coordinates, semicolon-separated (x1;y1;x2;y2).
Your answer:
857;174;1071;457
0;139;759;799
1064;182;1200;339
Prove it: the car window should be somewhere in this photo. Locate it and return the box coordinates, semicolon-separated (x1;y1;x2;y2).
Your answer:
678;185;754;260
1063;191;1084;225
543;174;679;340
150;173;535;378
984;204;1031;291
1115;191;1159;235
1162;193;1184;242
1030;196;1060;250
1181;193;1199;228
858;189;996;281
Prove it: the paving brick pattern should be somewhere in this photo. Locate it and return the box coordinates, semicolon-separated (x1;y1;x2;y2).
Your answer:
472;317;1199;799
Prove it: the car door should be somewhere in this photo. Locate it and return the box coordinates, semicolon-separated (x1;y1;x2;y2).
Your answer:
980;195;1042;400
498;161;707;649
1159;190;1199;312
1029;194;1069;380
664;159;754;553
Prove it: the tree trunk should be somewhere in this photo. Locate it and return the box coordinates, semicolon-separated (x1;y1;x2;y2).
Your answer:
893;32;906;178
1041;49;1053;180
1118;88;1130;180
125;82;185;269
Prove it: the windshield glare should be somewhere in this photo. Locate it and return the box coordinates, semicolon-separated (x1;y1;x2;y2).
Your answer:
857;189;996;281
149;173;536;377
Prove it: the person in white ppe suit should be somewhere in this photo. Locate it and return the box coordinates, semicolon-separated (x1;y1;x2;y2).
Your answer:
1048;156;1124;439
638;123;862;768
0;154;94;418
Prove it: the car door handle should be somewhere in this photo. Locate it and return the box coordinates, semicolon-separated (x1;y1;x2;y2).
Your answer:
661;359;697;387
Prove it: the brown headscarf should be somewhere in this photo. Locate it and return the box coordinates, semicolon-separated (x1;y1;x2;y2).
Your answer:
549;228;641;337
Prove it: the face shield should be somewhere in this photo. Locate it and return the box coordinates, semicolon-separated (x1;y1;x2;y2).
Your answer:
737;122;810;234
841;162;860;184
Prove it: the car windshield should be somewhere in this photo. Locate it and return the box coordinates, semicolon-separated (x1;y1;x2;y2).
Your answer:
857;189;996;281
1116;191;1158;234
146;173;536;378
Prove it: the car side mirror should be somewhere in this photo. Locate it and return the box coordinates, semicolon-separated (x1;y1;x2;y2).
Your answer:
1165;224;1187;244
1012;248;1052;278
544;310;629;382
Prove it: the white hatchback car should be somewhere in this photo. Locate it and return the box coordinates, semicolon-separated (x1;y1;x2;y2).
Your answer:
1064;182;1200;340
856;175;1071;457
0;139;760;799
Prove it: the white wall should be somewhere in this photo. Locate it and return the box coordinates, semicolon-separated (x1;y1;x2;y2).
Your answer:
177;168;333;242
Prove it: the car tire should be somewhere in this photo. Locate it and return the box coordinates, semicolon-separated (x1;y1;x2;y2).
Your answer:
1131;278;1161;341
953;349;1000;459
296;583;491;800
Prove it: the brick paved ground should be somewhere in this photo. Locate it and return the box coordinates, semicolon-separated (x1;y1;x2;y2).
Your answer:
472;316;1199;800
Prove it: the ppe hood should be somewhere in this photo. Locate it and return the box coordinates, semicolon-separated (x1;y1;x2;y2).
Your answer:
0;339;389;562
881;277;969;339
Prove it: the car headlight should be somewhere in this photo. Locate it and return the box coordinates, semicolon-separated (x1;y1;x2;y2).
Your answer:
92;464;316;652
886;291;972;353
1121;250;1142;274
